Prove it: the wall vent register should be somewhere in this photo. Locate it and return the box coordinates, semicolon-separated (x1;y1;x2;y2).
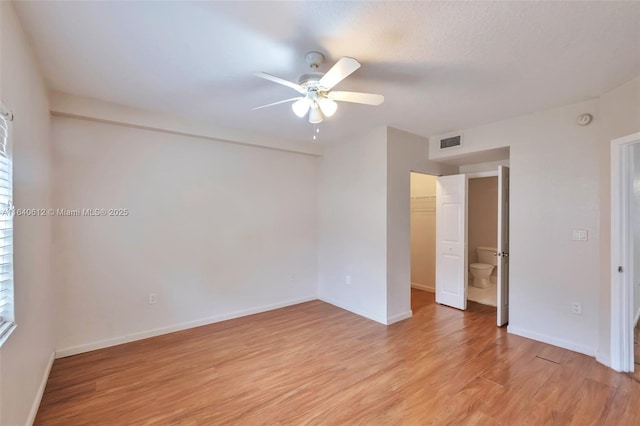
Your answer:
440;135;462;149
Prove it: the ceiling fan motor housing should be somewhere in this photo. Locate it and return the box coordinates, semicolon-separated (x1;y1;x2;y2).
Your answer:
304;51;325;69
297;72;325;90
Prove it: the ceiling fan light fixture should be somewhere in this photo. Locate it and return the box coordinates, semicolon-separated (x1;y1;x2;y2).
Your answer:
308;104;323;124
292;98;311;118
318;97;337;117
255;53;384;131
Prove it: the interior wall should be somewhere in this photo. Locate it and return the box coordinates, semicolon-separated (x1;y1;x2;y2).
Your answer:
318;127;456;324
597;75;640;363
468;177;498;266
0;2;55;425
430;99;601;355
386;127;458;322
634;143;640;325
52;116;319;354
410;173;437;291
459;160;510;174
317;127;389;323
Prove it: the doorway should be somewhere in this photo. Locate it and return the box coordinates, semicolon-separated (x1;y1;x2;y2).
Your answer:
610;132;640;373
467;175;499;307
409;172;438;310
434;166;510;326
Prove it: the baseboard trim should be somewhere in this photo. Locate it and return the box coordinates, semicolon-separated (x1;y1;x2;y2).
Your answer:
56;295;317;358
387;310;413;325
411;283;435;293
27;351;55;425
318;295;387;325
507;325;595;357
595;351;611;368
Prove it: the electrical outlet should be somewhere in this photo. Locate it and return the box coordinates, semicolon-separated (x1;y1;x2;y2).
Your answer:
345;275;351;285
148;293;158;305
571;302;582;315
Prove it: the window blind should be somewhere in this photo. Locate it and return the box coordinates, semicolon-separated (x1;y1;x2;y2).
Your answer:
0;110;14;341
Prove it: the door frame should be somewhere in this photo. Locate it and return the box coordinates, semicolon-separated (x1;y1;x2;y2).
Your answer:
496;166;510;326
610;131;639;372
466;171;499;299
466;171;506;322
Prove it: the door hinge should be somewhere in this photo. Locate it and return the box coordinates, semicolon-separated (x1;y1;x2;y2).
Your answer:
618;266;623;273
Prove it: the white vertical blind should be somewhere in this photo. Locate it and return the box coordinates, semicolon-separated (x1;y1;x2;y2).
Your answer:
0;109;14;340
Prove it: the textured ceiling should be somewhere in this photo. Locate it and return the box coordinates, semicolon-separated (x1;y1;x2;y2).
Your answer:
14;1;640;144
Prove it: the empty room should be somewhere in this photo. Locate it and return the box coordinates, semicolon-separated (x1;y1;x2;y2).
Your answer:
1;1;640;424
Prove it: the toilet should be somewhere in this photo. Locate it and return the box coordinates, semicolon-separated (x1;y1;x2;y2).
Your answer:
469;246;497;288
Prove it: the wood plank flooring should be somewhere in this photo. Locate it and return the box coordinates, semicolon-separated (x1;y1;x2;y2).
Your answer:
36;290;640;425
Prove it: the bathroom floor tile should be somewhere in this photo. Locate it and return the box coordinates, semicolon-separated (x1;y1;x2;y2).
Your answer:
468;283;497;307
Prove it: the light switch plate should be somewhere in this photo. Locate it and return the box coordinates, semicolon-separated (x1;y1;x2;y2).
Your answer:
571;229;588;241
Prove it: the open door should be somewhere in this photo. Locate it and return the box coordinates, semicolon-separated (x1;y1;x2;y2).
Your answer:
497;166;510;326
435;174;467;310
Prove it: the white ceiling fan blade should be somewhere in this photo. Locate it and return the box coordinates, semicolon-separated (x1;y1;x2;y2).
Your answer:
252;97;303;111
328;91;384;105
254;72;306;94
318;57;361;90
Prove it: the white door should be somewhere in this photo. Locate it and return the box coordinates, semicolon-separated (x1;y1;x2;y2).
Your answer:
497;166;510;326
435;174;467;310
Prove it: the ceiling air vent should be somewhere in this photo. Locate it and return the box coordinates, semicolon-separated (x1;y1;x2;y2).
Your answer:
440;135;462;149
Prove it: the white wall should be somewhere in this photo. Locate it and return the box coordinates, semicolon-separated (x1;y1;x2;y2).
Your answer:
317;126;457;324
52;117;318;355
50;92;322;157
317;127;389;323
0;2;55;425
459;159;510;174
634;143;640;326
597;76;640;362
431;99;601;355
386;128;457;322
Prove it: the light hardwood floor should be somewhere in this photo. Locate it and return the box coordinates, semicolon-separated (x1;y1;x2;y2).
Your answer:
36;290;639;425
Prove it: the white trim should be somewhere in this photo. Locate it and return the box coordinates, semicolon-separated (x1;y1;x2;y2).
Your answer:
465;170;498;179
0;322;16;348
27;351;55;426
507;325;595;357
387;310;413;324
49;92;322;157
595;351;611;368
318;295;387;325
56;295;316;358
610;132;640;372
411;282;435;293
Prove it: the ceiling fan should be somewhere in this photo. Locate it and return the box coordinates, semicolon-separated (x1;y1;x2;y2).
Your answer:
253;51;384;124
